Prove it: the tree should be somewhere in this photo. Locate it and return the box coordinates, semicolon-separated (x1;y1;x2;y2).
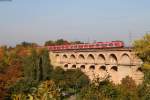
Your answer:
11;80;61;100
55;39;69;45
0;47;23;99
44;40;54;46
78;79;119;100
133;33;150;100
22;48;53;82
133;34;150;68
70;41;83;44
44;39;83;46
16;41;37;48
9;48;53;96
45;39;70;46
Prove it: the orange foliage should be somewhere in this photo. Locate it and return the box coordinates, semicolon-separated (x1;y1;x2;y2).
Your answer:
0;62;22;99
0;48;4;61
0;46;44;99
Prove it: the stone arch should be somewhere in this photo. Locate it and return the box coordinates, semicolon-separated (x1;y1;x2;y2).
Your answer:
87;54;95;64
62;54;67;59
72;64;76;69
120;53;131;65
99;66;106;71
110;66;118;71
62;54;68;62
55;54;60;63
70;54;76;63
80;65;85;70
97;54;105;64
64;64;68;68
136;67;142;72
110;66;119;84
78;54;85;63
109;54;118;65
89;65;95;70
98;66;107;78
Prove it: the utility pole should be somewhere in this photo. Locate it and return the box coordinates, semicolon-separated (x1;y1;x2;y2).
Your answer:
128;32;132;68
129;32;132;48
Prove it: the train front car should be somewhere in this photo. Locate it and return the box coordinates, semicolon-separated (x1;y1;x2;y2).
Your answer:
112;41;124;48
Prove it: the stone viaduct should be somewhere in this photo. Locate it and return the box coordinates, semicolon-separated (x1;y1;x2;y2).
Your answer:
49;48;144;84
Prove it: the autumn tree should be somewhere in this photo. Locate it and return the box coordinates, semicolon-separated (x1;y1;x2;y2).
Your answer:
45;39;69;46
133;33;150;99
22;48;53;82
44;39;83;46
133;33;150;69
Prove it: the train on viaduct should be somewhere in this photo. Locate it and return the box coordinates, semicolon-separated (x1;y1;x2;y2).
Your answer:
47;41;144;84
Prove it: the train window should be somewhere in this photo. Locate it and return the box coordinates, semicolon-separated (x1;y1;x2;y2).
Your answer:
84;45;88;48
51;47;54;50
74;45;77;49
98;44;102;46
109;43;113;46
65;46;69;49
71;45;73;49
84;45;87;47
102;44;107;46
96;44;98;46
68;46;70;49
89;45;92;48
92;45;95;47
79;45;83;48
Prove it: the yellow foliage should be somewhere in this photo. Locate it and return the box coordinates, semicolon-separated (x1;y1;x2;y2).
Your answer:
11;80;60;100
143;63;150;70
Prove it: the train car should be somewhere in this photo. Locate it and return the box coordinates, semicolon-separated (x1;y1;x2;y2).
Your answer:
47;41;124;51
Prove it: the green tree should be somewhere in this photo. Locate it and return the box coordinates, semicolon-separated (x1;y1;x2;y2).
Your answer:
55;39;69;45
133;33;150;69
22;48;53;82
117;76;139;100
71;41;83;44
10;48;53;95
16;41;37;47
79;79;119;100
133;33;150;100
44;40;55;46
45;39;69;46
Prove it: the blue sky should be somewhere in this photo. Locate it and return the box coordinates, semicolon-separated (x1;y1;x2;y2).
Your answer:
0;0;150;46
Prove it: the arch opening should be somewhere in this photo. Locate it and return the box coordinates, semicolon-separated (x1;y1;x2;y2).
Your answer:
55;54;60;63
62;54;68;62
64;64;68;68
99;66;106;71
111;66;118;71
87;54;95;64
62;54;67;58
97;54;105;64
137;67;142;72
89;65;95;70
70;54;76;59
80;65;85;69
109;54;117;65
72;65;76;69
78;54;85;63
70;54;76;63
120;53;130;65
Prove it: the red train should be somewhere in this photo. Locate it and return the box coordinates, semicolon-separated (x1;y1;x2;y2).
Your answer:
47;41;124;51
